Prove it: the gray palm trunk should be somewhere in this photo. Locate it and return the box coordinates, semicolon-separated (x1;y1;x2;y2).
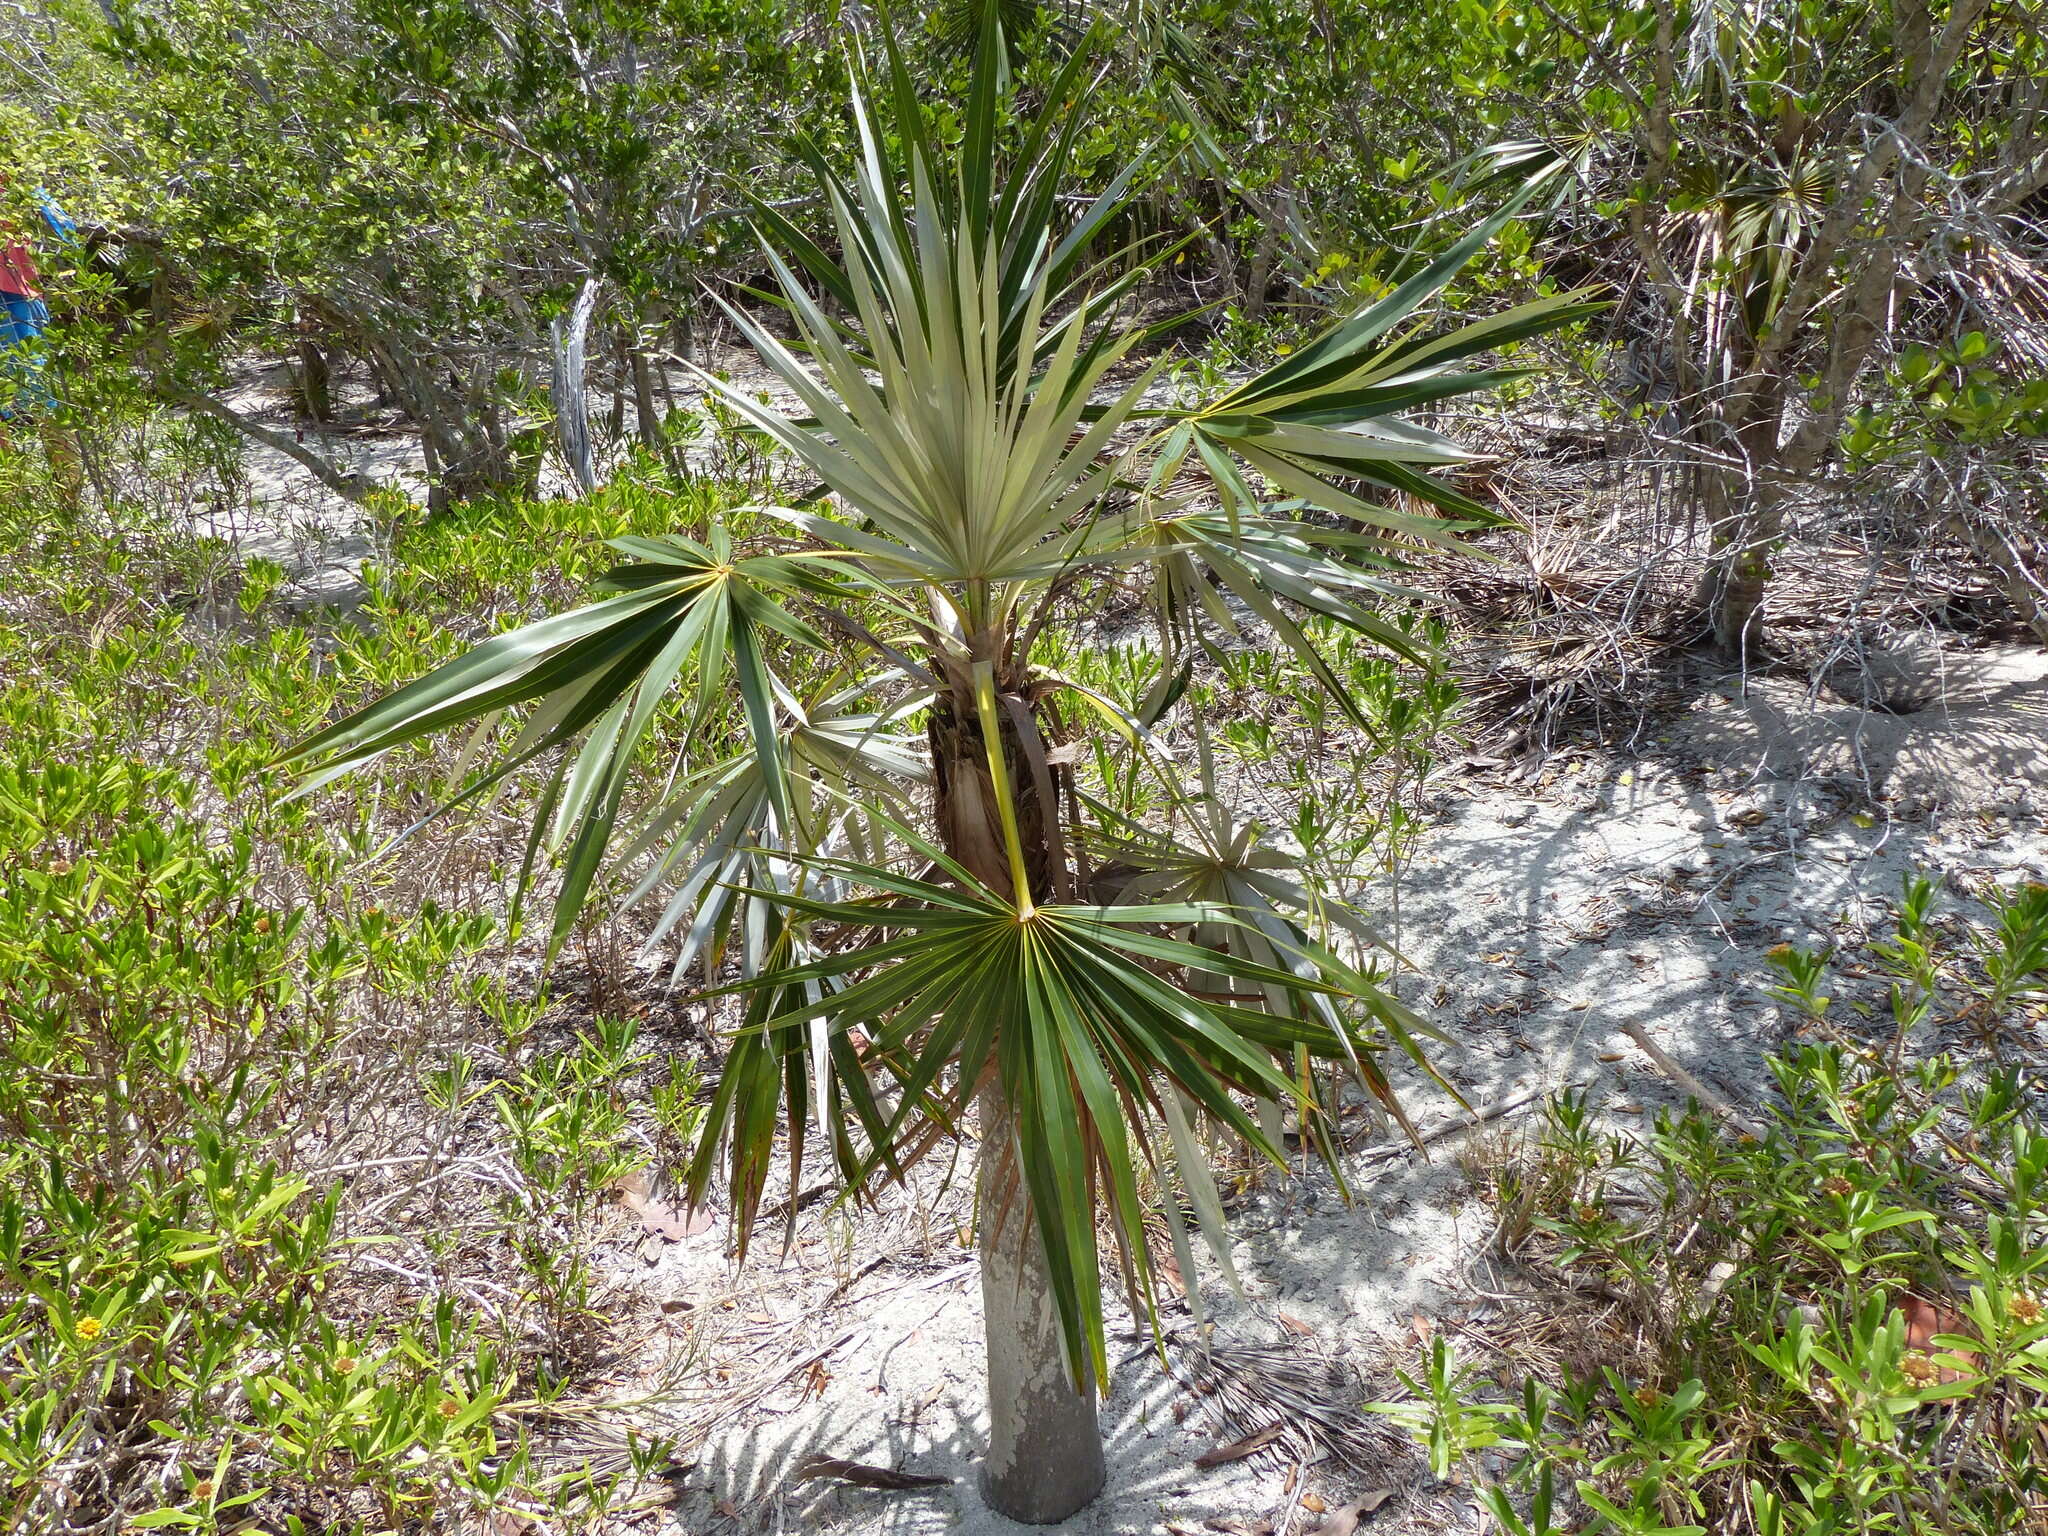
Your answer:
977;1083;1107;1523
937;688;1107;1522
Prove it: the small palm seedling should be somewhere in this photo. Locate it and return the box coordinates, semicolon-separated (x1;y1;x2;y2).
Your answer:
279;18;1595;1522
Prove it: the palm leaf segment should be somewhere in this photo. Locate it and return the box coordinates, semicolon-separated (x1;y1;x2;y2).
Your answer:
692;852;1373;1383
280;17;1598;1388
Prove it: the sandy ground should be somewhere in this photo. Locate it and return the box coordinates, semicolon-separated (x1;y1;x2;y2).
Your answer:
170;362;2048;1535
187;350;799;611
591;711;2048;1536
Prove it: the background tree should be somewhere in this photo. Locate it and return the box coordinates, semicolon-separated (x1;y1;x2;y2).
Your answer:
10;0;827;503
1452;0;2048;651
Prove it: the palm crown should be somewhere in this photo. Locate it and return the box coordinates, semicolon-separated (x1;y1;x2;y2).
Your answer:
281;18;1596;1519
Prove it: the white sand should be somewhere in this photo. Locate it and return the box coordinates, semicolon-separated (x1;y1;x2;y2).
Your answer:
607;725;2048;1536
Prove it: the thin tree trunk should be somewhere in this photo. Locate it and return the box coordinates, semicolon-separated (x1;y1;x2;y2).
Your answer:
1242;221;1281;323
1692;366;1790;654
629;337;684;477
1946;501;2048;645
293;308;331;424
932;683;1102;1522
1695;467;1785;654
550;277;602;498
976;1081;1106;1524
630;342;661;451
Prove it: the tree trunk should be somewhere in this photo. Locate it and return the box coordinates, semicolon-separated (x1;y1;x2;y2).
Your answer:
1692;369;1790;655
550;277;602;498
629;338;686;478
293;309;332;424
1695;476;1783;654
170;384;369;504
977;1081;1106;1525
931;683;1101;1522
1242;221;1281;323
630;342;662;452
1946;499;2048;645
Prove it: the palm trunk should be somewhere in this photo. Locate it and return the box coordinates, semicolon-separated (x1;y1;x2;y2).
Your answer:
933;686;1104;1523
977;1081;1106;1524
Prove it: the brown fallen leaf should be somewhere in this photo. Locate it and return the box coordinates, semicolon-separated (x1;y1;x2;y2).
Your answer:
1301;1491;1327;1512
1304;1490;1394;1535
1202;1520;1274;1536
1193;1422;1285;1469
613;1169;714;1241
789;1455;951;1491
1277;1311;1316;1337
1158;1250;1187;1295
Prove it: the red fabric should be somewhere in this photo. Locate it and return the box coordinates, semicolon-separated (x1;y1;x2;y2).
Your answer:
0;237;39;299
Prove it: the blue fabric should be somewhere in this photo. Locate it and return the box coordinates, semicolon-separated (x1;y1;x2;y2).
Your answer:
1;292;48;339
0;292;53;420
0;194;70;422
34;191;78;246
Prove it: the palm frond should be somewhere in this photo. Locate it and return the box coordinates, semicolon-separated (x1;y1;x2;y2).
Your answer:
1167;185;1603;538
698;856;1374;1382
279;531;834;952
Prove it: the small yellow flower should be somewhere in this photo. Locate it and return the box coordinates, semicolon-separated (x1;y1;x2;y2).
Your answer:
1820;1175;1854;1197
73;1316;103;1341
332;1354;358;1374
1632;1386;1661;1409
2010;1293;2043;1325
191;1480;215;1501
437;1398;460;1419
1900;1352;1942;1385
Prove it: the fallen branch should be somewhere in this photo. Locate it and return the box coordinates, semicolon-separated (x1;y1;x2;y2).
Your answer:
790;1455;949;1491
1194;1422;1286;1469
169;384;374;504
1355;1083;1569;1165
1618;1020;1766;1140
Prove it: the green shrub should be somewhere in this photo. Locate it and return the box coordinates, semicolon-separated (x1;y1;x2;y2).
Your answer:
0;485;717;1531
1380;878;2048;1536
